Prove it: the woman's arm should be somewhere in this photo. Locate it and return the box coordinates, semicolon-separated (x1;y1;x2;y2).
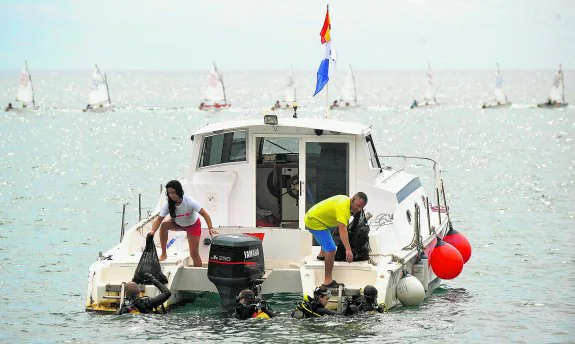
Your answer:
149;215;165;235
199;208;217;236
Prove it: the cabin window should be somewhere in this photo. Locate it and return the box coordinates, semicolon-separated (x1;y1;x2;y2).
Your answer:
199;130;247;167
366;135;381;169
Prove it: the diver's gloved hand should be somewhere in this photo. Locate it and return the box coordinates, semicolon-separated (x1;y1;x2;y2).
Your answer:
143;272;155;283
341;299;358;316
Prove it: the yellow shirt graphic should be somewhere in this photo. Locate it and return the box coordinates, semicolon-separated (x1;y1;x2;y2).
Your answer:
304;195;351;230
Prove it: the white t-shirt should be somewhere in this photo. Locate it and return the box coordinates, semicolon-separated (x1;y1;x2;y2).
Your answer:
160;194;202;227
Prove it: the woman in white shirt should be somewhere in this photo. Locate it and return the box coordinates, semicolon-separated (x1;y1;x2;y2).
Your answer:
150;180;216;266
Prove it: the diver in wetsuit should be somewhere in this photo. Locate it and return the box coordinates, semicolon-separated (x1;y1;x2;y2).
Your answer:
291;286;345;318
347;285;384;314
232;289;276;319
116;273;171;315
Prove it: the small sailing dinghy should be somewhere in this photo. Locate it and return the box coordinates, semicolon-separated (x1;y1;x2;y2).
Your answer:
5;61;36;112
330;64;359;110
411;63;439;109
271;65;297;111
482;63;512;109
537;64;568;109
199;63;231;111
83;65;114;113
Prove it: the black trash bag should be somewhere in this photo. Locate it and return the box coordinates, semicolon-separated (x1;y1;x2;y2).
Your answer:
334;210;371;262
133;234;168;285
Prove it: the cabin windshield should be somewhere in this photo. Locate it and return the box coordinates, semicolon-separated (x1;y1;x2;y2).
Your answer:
198;130;247;168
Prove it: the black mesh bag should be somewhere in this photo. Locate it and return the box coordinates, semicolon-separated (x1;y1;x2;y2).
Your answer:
133;234;168;284
335;210;371;262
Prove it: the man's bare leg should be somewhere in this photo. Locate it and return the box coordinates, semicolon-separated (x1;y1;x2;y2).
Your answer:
323;250;336;285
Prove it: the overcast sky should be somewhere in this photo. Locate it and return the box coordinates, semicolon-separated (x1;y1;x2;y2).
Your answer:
1;0;573;70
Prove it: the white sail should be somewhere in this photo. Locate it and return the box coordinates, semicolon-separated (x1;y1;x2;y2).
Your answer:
88;65;111;106
493;63;508;104
283;66;296;103
423;63;436;102
16;61;35;105
549;65;565;103
204;63;226;104
340;64;357;105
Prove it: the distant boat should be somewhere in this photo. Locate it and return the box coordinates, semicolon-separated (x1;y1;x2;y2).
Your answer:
5;61;36;112
83;65;114;113
330;64;359;110
411;63;439;109
271;65;297;111
199;63;231;111
482;63;512;109
537;64;568;109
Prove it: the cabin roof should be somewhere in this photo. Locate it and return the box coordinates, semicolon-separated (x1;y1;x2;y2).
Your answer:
192;118;372;136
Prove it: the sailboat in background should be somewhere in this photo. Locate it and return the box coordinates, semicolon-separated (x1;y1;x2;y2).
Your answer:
83;65;114;112
330;64;358;109
537;64;568;108
271;65;297;111
482;63;512;109
199;63;231;111
411;63;438;109
5;61;36;112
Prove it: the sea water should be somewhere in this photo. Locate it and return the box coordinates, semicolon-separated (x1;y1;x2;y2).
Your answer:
0;70;574;343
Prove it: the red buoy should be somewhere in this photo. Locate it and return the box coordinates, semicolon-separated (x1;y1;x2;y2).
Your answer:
443;227;472;264
430;238;463;280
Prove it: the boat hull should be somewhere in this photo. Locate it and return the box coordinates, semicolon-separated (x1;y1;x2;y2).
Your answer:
199;103;231;111
330;104;360;110
482;102;512;109
83;104;115;113
537;102;568;109
411;103;439;109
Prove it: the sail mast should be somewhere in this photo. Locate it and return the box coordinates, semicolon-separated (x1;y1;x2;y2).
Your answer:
104;73;111;106
559;64;565;104
350;64;357;106
26;61;36;108
216;63;228;105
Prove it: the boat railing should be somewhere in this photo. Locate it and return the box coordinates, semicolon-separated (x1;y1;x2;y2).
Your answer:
377;155;442;191
378;155;451;231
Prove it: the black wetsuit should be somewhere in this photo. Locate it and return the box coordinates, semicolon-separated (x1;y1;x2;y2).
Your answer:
291;296;340;318
233;299;276;320
116;276;171;315
347;296;384;314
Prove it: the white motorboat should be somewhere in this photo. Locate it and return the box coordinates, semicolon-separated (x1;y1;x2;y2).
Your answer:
83;65;115;113
5;61;37;112
86;115;466;313
482;63;512;109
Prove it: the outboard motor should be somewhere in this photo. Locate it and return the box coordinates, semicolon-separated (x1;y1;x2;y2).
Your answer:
207;234;265;310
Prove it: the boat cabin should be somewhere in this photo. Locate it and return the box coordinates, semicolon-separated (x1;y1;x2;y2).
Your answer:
182;115;385;230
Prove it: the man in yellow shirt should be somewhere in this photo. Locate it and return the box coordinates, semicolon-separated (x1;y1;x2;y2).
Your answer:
304;192;368;288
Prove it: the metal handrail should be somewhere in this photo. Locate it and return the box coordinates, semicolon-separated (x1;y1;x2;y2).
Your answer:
377;154;442;190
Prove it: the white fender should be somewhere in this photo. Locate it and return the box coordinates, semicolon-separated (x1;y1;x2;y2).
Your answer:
396;275;425;306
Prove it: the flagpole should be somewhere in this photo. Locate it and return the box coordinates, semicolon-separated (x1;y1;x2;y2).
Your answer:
326;4;330;118
325;84;329;118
